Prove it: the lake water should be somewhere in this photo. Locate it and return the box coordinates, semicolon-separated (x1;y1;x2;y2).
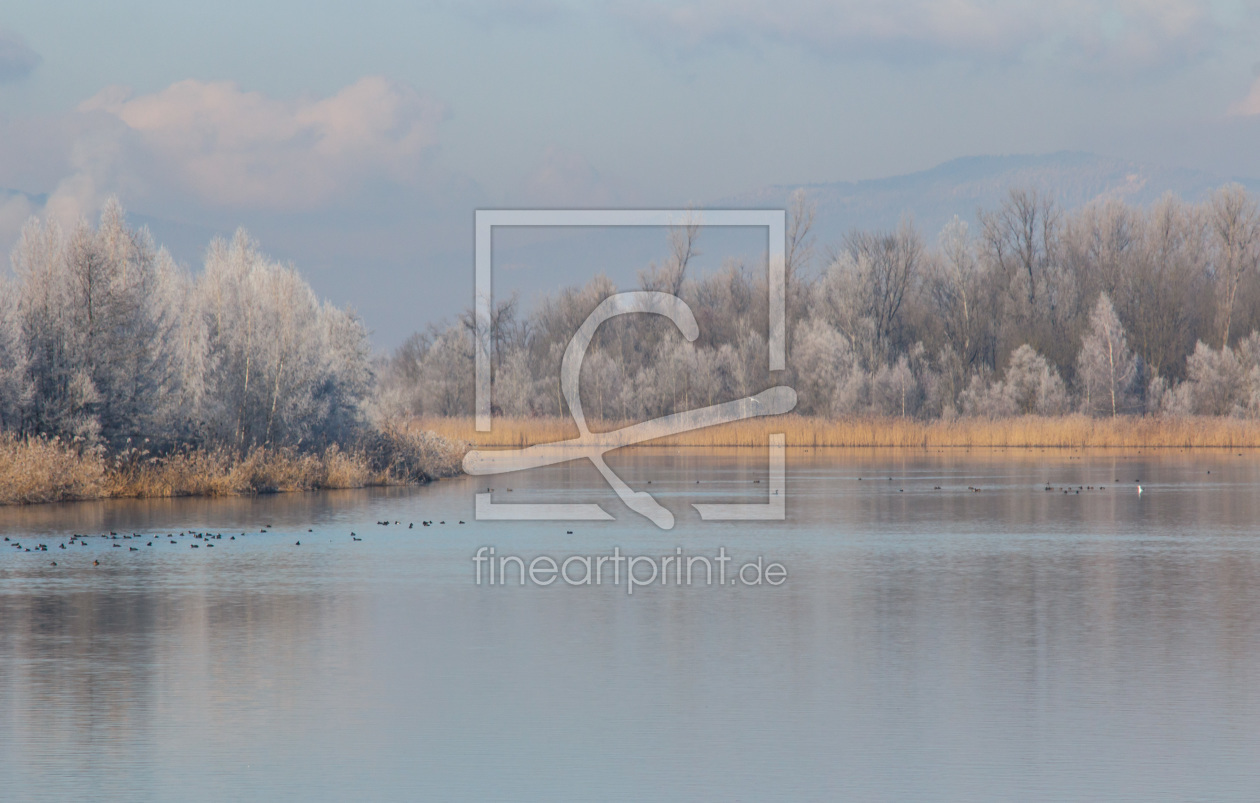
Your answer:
3;448;1260;801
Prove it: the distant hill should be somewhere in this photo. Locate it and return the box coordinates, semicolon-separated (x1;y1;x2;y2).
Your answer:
718;151;1260;245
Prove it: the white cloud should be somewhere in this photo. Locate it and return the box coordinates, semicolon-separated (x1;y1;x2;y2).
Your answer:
0;27;40;82
73;76;446;210
1228;76;1260;117
613;0;1228;70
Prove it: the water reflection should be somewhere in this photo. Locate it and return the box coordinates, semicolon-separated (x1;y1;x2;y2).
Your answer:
2;449;1260;801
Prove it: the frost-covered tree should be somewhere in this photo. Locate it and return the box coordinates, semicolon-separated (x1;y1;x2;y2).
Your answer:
1003;344;1070;415
790;318;856;416
1208;185;1260;348
194;230;373;449
1172;334;1260;417
2;203;374;453
870;354;919;417
1183;341;1244;416
1077;293;1140;417
375;183;1260;425
959;345;1067;417
10;201;188;448
926;217;990;369
0;276;32;429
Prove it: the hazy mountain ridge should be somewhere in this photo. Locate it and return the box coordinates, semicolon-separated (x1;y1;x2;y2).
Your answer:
11;151;1260;268
720;151;1260;243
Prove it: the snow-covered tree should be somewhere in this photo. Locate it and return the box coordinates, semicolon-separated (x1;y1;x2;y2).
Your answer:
1077;293;1140;416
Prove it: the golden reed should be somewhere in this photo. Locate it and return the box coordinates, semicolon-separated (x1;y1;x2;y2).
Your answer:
0;432;466;506
7;416;1256;505
413;414;1260;450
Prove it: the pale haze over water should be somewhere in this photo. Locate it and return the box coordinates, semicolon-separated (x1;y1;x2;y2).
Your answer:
3;449;1260;801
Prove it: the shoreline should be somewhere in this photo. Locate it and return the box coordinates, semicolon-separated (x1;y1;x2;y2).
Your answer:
5;415;1259;507
412;414;1260;450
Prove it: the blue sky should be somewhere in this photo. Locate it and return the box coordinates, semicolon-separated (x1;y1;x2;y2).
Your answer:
2;1;1260;344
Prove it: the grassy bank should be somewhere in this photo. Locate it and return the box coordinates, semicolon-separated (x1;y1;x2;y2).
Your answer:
0;429;468;506
415;414;1260;450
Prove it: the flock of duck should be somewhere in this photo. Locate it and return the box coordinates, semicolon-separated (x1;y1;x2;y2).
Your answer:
0;472;1166;567
3;518;471;566
854;477;1148;494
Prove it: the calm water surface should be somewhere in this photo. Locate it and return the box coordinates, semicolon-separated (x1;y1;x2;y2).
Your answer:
3;448;1260;801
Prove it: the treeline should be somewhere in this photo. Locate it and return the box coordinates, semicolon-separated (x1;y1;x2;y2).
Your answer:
0;199;370;452
0;201;465;499
380;185;1260;421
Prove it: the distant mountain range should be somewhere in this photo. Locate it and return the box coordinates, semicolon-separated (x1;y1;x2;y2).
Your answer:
7;151;1259;263
719;151;1260;244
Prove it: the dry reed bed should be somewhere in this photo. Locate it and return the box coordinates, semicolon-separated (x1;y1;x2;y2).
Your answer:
0;430;468;506
414;414;1260;450
7;416;1257;506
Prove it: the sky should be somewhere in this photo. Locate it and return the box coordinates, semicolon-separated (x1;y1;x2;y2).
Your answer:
2;0;1260;346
